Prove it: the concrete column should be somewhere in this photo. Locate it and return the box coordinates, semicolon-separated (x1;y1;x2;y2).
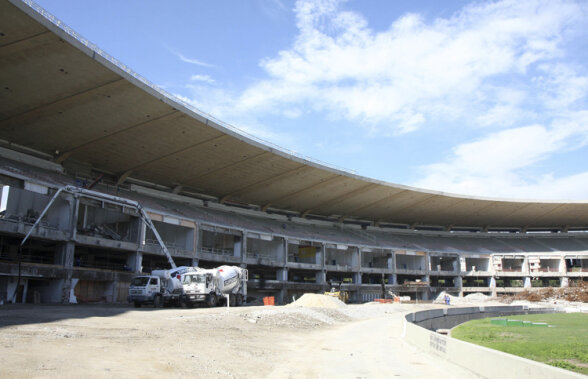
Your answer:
56;242;75;304
453;257;460;273
560;277;569;288
277;268;288;281
70;195;80;241
523;256;529;274
282;239;288;265
315;245;322;266
455;276;463;288
387;274;397;285
459;256;466;272
105;280;116;303
559;257;567;273
191;258;199;267
455;276;463;297
424;252;430;273
316;270;326;284
139;222;147;250
353;272;362;284
351;247;360;270
236;233;244;262
192;225;198;255
277;288;287;305
274;238;285;264
126;252;143;273
490;277;497;297
524;277;532;288
387;252;394;271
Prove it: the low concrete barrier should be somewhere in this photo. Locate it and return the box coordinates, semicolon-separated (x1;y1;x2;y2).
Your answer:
410;305;557;331
402;306;583;379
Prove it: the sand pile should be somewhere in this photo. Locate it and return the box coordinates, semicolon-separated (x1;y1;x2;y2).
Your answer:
285;293;347;309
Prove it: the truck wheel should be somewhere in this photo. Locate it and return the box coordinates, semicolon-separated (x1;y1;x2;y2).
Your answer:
229;294;236;307
236;294;243;306
153;295;162;308
134;301;141;308
207;293;217;307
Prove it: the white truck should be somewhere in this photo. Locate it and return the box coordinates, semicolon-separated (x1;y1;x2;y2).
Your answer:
128;266;194;308
180;265;248;307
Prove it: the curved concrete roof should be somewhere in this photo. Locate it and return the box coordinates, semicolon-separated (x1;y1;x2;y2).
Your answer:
2;0;587;230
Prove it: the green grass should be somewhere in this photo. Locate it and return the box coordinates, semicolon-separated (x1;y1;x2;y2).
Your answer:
451;313;588;375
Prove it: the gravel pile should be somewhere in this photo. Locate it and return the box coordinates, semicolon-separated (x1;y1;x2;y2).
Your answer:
243;307;350;329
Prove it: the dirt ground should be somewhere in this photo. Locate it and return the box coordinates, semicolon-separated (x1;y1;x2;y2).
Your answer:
0;302;476;378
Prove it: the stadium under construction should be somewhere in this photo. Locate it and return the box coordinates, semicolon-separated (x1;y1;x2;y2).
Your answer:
1;0;587;305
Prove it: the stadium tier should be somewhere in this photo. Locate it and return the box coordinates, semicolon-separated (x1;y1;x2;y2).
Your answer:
1;0;587;304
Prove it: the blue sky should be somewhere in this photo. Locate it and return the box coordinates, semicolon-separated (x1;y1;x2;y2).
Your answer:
34;0;588;200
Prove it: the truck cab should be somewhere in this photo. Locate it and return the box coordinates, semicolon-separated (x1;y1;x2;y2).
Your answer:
181;271;213;306
128;266;193;308
180;266;247;308
128;275;164;308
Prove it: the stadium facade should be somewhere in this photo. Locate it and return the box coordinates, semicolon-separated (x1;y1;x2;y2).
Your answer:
1;0;587;304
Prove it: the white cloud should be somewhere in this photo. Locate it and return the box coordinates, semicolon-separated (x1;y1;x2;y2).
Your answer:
174;0;588;199
181;0;585;138
189;74;215;84
173;51;216;68
536;63;588;110
413;112;588;200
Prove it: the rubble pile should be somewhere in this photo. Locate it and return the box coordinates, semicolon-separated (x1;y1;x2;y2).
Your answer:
504;281;588;303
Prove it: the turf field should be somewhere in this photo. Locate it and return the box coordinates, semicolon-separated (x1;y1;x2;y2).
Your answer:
451;312;588;375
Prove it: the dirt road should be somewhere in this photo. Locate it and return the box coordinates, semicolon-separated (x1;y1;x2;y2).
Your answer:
0;303;474;378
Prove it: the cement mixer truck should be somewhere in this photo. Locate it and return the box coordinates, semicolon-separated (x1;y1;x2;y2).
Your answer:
180;265;248;307
128;266;194;308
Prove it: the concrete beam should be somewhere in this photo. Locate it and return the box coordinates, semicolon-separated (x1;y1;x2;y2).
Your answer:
265;175;345;205
311;183;378;212
184;151;270;182
116;134;228;179
1;78;125;131
55;110;179;164
220;164;311;202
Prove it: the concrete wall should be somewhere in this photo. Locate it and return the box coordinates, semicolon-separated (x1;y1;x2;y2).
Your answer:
396;254;425;271
465;257;490;272
403;307;583;379
407;305;557;330
247;237;283;260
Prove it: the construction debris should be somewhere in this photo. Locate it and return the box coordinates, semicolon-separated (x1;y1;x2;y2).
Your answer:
502;281;588;303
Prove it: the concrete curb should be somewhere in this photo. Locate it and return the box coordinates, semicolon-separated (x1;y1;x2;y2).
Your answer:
402;306;584;379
